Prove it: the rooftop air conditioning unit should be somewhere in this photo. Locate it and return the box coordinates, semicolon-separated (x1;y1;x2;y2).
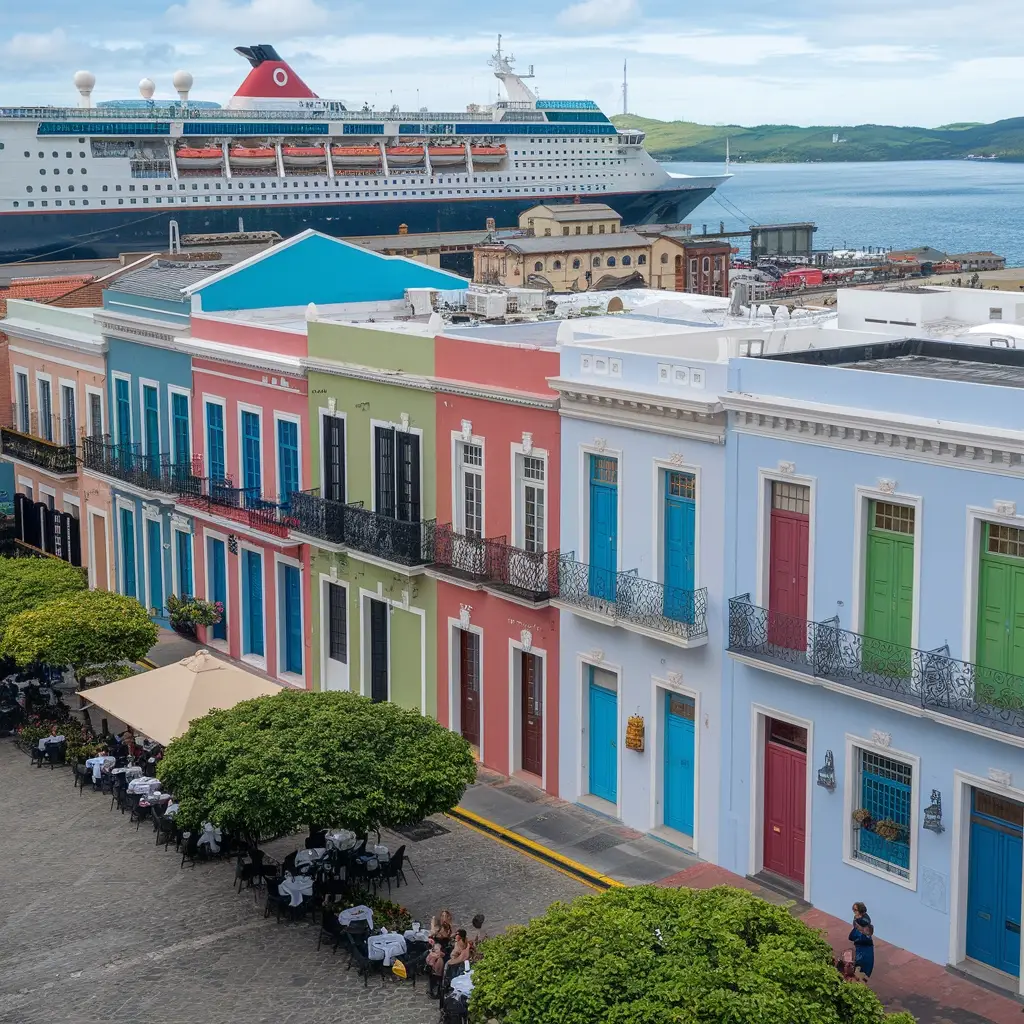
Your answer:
406;288;438;316
466;288;508;318
508;287;546;312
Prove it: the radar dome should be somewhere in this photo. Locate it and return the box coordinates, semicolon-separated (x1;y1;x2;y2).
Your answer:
172;69;194;92
74;70;96;90
139;78;156;100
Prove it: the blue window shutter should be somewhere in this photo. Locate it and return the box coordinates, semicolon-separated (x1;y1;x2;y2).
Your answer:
280;563;302;675
171;393;190;466
142;385;159;465
205;402;225;481
115;378;132;445
277;419;299;506
176;531;193;597
242;411;261;494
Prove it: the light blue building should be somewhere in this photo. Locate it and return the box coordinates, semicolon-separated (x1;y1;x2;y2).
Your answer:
552;321;736;863
722;338;1024;990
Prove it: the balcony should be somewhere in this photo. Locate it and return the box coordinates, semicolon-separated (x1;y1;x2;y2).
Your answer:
175;475;296;539
430;524;560;603
727;595;1024;741
81;436;193;494
0;425;77;475
287;488;435;567
554;555;708;646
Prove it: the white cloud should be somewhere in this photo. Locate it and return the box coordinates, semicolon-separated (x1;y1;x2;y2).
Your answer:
1;27;69;62
164;0;333;35
557;0;639;30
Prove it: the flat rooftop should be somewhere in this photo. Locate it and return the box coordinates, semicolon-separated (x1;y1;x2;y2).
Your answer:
767;337;1024;389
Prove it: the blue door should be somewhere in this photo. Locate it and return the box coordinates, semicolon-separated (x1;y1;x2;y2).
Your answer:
664;692;696;835
146;517;163;614
280;563;302;675
967;791;1023;976
119;507;136;598
242;410;261;499
176;530;193;598
172;393;190;467
115;377;132;446
243;549;264;657
588;670;618;804
142;385;159;472
277;418;299;507
205;402;225;481
664;471;696;622
588;455;618;600
208;537;227;641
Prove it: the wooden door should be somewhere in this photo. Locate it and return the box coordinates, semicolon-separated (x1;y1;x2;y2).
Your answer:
588;455;618;600
863;501;914;672
588;674;618;804
768;482;809;650
977;524;1024;703
208;537;227;641
762;719;807;884
663;471;696;622
521;652;543;776
459;629;481;748
663;693;695;835
91;515;108;590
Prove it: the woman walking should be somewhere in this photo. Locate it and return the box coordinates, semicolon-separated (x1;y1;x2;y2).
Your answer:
849;902;875;979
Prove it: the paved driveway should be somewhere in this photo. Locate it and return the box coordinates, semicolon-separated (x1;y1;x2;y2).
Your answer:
0;740;588;1024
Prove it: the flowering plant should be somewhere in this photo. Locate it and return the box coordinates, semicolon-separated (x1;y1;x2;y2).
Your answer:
167;595;223;630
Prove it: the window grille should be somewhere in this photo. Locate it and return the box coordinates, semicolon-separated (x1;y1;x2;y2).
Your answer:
988;523;1024;558
873;501;914;534
853;749;912;878
771;481;809;515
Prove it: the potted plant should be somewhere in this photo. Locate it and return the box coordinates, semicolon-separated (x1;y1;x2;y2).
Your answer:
851;808;872;830
872;818;905;843
167;595;223;640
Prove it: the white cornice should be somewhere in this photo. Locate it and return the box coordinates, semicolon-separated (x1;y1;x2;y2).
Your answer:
725;392;1024;476
3;324;107;356
94;311;183;350
548;376;726;443
301;357;559;410
180;336;303;376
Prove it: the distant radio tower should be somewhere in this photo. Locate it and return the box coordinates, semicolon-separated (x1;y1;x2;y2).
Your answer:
622;60;628;115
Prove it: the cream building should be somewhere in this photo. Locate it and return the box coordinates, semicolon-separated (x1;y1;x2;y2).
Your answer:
518;202;623;238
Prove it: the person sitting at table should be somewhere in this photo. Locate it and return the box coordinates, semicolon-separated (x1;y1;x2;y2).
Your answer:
441;931;471;996
430;909;454;945
38;725;64;750
469;914;487;960
85;748;114;782
425;939;446;998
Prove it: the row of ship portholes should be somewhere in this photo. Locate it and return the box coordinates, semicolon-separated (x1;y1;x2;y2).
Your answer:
533;254;648;272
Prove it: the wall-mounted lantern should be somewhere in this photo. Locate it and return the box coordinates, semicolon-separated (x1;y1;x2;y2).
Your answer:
816;749;836;792
923;790;945;833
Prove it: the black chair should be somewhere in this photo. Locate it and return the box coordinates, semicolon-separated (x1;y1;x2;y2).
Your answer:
398;947;432;989
99;771;116;796
344;933;383;987
155;812;177;850
44;742;66;769
316;909;344;952
180;831;200;869
382;845;408;892
281;850;299;875
29;744;46;767
263;880;291;923
73;762;92;793
112;779;130;815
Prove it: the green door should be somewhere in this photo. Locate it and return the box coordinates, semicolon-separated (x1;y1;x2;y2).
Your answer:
863;501;914;674
977;524;1024;706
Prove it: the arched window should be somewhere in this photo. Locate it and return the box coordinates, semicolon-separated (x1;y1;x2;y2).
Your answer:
592;256;601;267
572;258;581;269
702;257;711;272
553;259;562;270
622;255;632;267
638;254;647;265
534;261;543;272
607;256;616;267
660;252;669;264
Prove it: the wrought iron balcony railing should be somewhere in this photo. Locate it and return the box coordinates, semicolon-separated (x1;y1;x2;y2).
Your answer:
0;425;78;475
344;504;436;567
483;538;560;602
288;488;350;545
728;594;1024;739
555;555;709;643
432;524;493;582
175;474;296;538
81;436;194;493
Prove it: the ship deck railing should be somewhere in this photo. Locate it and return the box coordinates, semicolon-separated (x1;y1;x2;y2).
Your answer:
0;106;512;123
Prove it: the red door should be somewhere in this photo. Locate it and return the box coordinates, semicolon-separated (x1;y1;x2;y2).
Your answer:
763;719;807;884
768;482;810;650
459;629;480;748
521;652;543;776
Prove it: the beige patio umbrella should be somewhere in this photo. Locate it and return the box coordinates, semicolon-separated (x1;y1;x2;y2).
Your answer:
83;649;283;746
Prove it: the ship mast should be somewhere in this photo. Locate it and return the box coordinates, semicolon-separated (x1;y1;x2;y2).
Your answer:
622;60;627;116
489;34;536;106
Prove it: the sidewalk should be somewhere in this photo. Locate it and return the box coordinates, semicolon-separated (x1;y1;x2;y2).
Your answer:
458;769;1024;1024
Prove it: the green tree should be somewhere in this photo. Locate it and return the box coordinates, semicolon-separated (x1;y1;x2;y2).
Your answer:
470;885;916;1024
158;689;477;841
0;556;87;636
0;589;158;686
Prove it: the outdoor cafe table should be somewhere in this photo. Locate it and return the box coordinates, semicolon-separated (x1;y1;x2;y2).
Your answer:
111;765;143;778
450;969;474;997
294;847;328;872
367;932;406;966
338;905;373;930
127;776;161;795
325;829;356;851
278;873;314;908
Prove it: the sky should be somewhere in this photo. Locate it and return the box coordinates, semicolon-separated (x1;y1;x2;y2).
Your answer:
2;0;1023;126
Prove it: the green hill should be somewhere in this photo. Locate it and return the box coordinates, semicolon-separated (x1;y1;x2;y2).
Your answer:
612;115;1024;162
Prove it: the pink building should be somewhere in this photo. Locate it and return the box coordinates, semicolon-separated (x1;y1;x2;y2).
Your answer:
432;330;562;795
182;313;312;687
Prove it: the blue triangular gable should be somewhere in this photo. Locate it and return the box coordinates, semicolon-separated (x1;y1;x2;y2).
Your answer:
189;231;468;313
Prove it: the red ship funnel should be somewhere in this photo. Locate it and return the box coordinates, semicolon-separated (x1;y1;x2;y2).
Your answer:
231;44;318;101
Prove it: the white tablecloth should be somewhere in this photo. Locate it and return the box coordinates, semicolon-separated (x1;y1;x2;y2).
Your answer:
294;847;328;871
278;873;314;908
128;776;161;795
326;829;356;851
338;905;373;930
403;929;430;943
450;970;474;997
111;765;143;778
38;734;65;750
85;755;114;781
367;933;406;966
197;823;221;854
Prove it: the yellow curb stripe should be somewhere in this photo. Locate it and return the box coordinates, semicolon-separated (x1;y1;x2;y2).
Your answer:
447;806;624;890
138;658;157;670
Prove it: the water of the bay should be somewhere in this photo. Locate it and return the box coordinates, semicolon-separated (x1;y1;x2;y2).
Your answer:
665;160;1024;266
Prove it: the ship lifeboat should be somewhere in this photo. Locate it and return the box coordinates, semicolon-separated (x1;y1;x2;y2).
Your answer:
428;146;466;167
229;146;277;168
385;145;426;167
174;147;223;169
282;145;327;168
470;144;506;166
330;145;382;168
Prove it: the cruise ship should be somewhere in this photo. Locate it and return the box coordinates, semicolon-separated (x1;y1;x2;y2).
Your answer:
0;41;729;262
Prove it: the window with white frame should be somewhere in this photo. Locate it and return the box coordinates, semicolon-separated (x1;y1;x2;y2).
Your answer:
87;390;103;440
14;372;29;433
515;453;546;552
456;441;483;538
37;377;53;441
60;384;76;445
851;747;913;879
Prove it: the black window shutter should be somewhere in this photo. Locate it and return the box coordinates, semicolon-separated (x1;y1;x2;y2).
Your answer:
375;426;395;519
323;415;345;503
397;431;421;523
327;582;347;662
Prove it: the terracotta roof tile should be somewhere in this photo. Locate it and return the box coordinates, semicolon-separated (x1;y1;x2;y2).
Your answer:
4;274;94;301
